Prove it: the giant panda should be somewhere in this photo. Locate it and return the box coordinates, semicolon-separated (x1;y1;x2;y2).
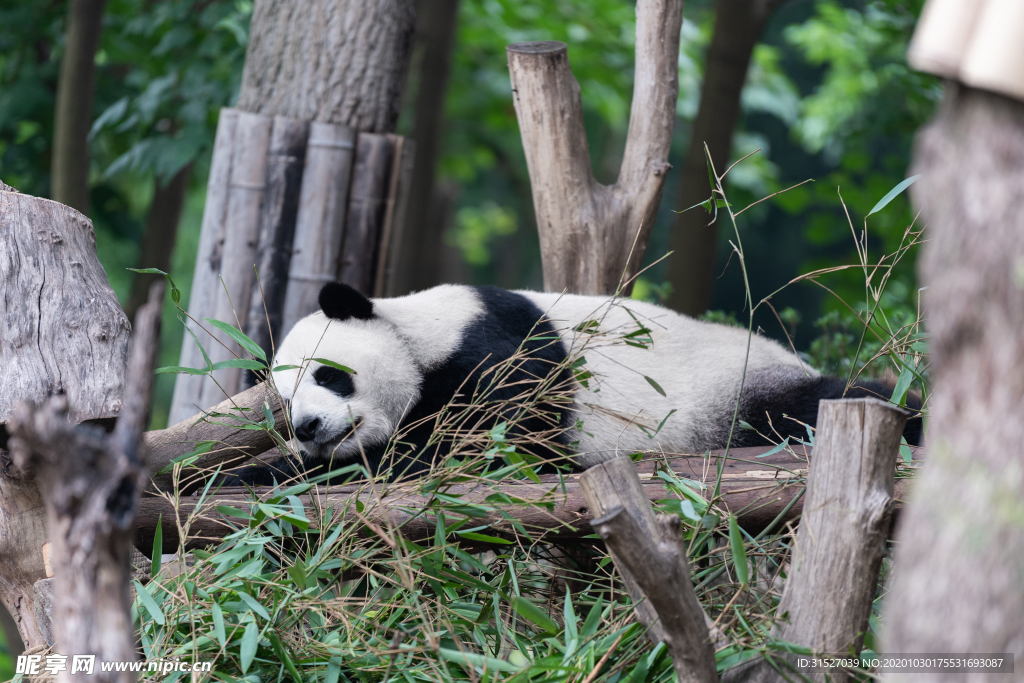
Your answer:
231;282;922;485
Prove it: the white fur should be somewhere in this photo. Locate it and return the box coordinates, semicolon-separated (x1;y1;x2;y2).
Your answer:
518;292;814;467
272;286;813;468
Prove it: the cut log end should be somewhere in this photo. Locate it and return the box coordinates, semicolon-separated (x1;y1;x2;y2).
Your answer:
507;41;568;56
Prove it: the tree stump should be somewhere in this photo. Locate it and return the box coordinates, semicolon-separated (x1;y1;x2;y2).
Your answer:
0;185;130;651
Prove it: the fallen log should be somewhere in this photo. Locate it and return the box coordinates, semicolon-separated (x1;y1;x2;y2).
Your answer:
144;382;287;494
135;444;921;554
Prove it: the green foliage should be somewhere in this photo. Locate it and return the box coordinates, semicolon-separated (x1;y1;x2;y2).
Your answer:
91;0;251;184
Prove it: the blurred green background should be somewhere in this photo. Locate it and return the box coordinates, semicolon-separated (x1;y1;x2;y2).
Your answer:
0;0;935;662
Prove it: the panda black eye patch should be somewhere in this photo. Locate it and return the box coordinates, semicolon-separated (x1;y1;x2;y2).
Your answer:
312;366;355;397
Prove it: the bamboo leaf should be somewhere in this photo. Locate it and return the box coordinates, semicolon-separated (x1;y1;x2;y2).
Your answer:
513;597;558;634
729;514;750;585
867;175;920;216
133;580;166;625
644;375;666;397
204;319;267;361
311;358;357;374
239;620;258;674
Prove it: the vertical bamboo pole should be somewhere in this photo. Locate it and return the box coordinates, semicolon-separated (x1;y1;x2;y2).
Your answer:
375;134;416;297
279;122;357;336
169;109;239;425
243;116;309;379
339;133;393;294
199;112;273;407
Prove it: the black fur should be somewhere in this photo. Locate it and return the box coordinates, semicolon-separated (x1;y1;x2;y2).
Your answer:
735;374;923;447
319;282;374;321
227;286;573;486
313;365;355;397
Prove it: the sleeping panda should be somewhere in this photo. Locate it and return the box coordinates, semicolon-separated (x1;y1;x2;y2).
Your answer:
231;282;922;485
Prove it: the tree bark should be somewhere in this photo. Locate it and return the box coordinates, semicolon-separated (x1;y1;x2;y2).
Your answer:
125;163;193;324
390;0;461;296
741;399;907;683
582;457;718;679
0;185;129;652
665;0;785;317
50;0;107;215
9;284;162;683
507;0;683;296
0;188;131;424
134;443;922;553
882;85;1024;670
237;0;416;133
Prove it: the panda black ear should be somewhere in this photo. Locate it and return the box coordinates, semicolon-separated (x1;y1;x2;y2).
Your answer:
319;282;374;321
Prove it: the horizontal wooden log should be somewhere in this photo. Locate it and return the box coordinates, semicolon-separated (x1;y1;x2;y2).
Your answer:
145;382;287;494
135;445;921;553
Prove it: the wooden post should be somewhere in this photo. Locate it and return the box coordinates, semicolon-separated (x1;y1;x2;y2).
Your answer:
375;134;416;297
199;112;274;408
742;398;908;683
9;284;163;682
169;109;239;425
506;0;683;295
339;133;394;294
243;116;309;370
279;122;357;335
580;457;717;683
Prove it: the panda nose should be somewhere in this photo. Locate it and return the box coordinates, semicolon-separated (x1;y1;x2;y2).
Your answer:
295;418;320;442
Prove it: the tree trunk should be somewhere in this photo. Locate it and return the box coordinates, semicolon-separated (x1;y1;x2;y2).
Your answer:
0;184;129;651
237;0;416;132
124;163;193;323
50;0;107;215
665;0;785;317
507;0;683;296
882;85;1024;665
390;0;460;295
9;284;162;683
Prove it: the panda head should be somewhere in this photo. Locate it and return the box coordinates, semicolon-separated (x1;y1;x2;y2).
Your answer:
270;283;422;465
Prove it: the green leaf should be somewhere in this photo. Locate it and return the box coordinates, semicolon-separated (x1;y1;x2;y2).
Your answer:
756;437;790;458
211;602;226;646
151;515;162;577
891;359;915;407
867;175;920;216
133;580;166;625
729;514;750;585
204;319;267;361
216;505;253;520
286;563;307;590
239;620;258;674
456;531;513;545
311;358;357;374
513;597;558;634
644;375;666;397
236;591;271;620
271;364;301;371
155;365;210;375
211;358;267;371
326;658;341;683
155;441;216;475
268;631;302;682
438;648;523;672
